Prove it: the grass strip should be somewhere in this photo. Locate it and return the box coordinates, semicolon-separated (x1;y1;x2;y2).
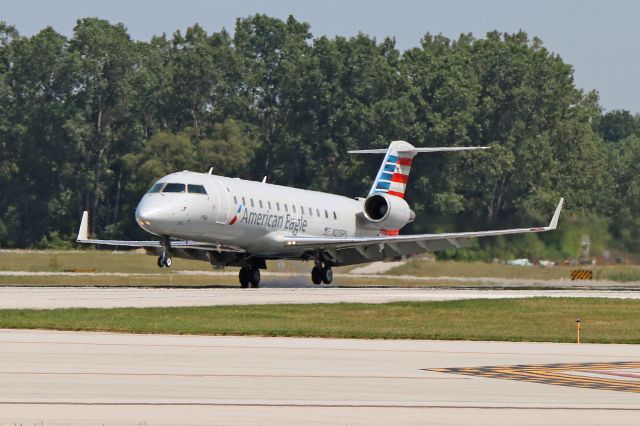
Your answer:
1;298;639;344
391;260;640;281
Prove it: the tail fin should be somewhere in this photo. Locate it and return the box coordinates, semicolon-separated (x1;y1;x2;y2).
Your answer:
349;141;489;198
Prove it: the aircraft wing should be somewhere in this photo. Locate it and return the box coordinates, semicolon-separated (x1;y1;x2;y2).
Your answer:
75;211;244;252
283;199;564;258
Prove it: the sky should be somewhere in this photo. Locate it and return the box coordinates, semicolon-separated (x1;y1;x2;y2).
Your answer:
2;0;638;112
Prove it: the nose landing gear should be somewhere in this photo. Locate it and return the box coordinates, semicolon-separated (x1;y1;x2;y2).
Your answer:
157;255;172;268
156;236;172;268
311;262;333;285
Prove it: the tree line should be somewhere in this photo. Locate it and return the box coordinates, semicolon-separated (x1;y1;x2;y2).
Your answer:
1;15;638;259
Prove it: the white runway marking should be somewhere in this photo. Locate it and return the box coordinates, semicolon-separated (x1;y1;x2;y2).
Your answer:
0;330;638;425
0;286;639;309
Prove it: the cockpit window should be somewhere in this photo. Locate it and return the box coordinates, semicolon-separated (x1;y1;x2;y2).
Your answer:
147;183;164;193
187;184;207;194
162;183;186;193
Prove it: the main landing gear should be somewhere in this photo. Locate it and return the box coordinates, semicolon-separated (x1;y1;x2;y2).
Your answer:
239;265;260;288
311;262;333;285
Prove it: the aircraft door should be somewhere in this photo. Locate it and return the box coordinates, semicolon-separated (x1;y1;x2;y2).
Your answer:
210;179;231;224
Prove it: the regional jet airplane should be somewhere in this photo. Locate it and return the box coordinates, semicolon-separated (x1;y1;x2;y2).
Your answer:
77;141;563;287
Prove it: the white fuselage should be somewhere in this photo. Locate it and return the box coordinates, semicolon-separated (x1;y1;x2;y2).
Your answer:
135;171;375;256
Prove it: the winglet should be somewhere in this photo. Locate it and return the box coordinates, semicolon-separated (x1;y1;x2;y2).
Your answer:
77;211;89;241
549;198;564;230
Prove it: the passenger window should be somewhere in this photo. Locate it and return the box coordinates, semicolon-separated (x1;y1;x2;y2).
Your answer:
187;184;207;194
259;200;263;208
300;206;304;215
284;204;289;212
250;199;254;207
147;183;164;193
162;183;185;193
333;211;337;220
308;207;313;216
276;202;280;211
292;205;296;213
325;210;329;218
316;208;320;217
242;197;246;206
268;201;272;210
233;196;238;204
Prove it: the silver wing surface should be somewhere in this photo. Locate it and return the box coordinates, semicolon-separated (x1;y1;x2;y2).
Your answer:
282;198;564;265
75;211;244;253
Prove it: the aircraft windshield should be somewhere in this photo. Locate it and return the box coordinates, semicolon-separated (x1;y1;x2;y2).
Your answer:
187;184;207;194
147;183;164;193
162;183;186;193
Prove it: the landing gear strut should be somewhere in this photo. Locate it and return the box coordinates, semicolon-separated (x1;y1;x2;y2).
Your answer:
311;261;332;285
239;266;260;288
157;236;172;268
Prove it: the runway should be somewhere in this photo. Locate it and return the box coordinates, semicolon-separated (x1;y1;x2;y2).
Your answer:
0;329;638;425
0;286;639;309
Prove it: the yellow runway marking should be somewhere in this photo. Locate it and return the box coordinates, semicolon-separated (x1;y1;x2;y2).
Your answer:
429;361;640;393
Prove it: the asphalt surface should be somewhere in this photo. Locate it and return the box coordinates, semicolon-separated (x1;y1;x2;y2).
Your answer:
0;286;639;309
0;330;638;425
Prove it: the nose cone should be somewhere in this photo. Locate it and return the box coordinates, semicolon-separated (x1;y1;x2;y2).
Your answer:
135;197;169;235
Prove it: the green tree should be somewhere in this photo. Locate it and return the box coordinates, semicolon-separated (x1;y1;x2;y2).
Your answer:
0;27;77;245
596;109;640;142
65;18;143;235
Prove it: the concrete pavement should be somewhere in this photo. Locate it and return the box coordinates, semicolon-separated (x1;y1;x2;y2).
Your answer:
0;329;638;424
0;285;639;309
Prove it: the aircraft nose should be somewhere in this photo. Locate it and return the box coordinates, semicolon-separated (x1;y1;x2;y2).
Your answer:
135;198;168;233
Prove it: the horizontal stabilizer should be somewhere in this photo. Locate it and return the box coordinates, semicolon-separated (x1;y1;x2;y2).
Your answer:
348;146;489;154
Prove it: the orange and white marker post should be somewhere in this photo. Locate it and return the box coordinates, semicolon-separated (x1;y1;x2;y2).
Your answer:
576;318;581;344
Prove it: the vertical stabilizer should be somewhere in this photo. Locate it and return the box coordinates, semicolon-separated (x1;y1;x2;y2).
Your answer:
348;142;490;199
368;140;416;198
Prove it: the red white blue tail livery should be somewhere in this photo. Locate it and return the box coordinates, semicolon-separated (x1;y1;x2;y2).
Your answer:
349;141;490;199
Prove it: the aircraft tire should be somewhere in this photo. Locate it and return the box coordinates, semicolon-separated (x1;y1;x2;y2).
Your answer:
249;268;261;288
311;266;322;285
163;256;172;268
239;267;250;288
321;266;333;284
157;256;164;268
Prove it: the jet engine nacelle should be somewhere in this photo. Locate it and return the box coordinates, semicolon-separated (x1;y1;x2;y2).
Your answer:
362;193;415;230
